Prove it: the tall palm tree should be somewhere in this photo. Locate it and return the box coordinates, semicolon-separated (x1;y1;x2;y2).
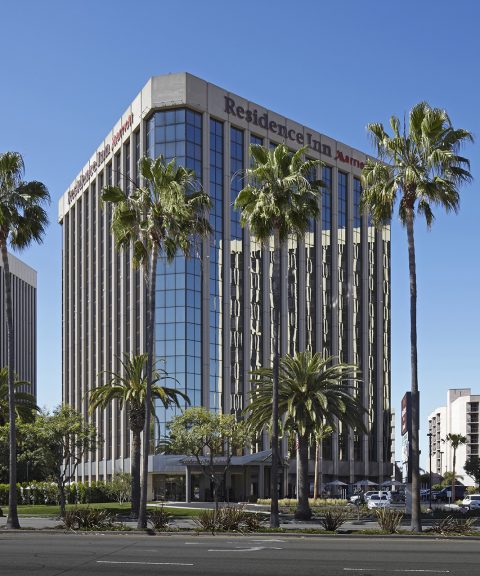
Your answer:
0;367;39;426
0;151;50;529
361;103;473;531
235;144;321;527
89;353;189;517
443;433;467;502
246;351;366;520
102;155;211;528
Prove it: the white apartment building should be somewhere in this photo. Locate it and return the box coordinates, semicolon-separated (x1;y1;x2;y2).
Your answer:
428;389;480;486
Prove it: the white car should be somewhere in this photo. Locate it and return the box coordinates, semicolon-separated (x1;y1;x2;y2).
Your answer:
462;494;480;510
367;494;391;509
365;490;391;501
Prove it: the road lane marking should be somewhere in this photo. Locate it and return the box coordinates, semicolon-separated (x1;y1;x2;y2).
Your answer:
97;561;194;566
252;538;285;542
208;546;283;552
344;569;450;574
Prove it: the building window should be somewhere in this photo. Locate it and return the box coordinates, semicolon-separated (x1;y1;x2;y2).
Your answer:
147;108;203;441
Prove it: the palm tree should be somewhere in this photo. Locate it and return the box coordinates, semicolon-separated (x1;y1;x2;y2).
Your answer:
0;367;39;426
361;103;473;531
313;423;333;500
102;155;211;528
246;351;366;520
89;353;189;517
235;144;321;527
0;151;50;529
443;433;467;502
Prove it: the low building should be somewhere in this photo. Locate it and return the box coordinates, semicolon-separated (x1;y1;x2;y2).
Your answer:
428;389;479;486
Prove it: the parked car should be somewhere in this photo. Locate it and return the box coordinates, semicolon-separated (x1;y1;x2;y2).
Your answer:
349;494;363;504
367;494;391;509
462;494;480;510
434;485;466;502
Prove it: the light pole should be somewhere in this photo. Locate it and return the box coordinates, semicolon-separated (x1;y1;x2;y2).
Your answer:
427;432;432;509
439;451;444;476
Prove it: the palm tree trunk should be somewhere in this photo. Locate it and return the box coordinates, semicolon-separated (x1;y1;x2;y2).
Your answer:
295;434;312;520
270;229;281;528
131;428;141;517
138;245;158;529
452;449;456;503
314;438;319;499
1;242;20;529
406;209;421;532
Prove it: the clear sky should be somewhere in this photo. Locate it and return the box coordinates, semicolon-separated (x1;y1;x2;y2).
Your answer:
1;0;478;469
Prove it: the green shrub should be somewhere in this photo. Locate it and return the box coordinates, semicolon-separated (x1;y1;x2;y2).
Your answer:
256;497;347;507
375;508;403;533
194;508;218;533
319;508;348;531
427;515;477;535
61;507;116;531
148;505;172;531
194;505;264;533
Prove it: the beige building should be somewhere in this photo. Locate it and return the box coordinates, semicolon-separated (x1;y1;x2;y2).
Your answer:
428;389;479;486
59;73;391;500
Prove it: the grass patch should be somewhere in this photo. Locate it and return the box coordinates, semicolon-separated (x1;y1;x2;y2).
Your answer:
17;502;202;518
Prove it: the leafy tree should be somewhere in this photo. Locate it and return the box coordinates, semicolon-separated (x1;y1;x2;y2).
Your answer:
443;433;467;501
89;353;189;517
234;144;321;526
102;155;211;529
107;473;133;505
0;421;49;484
441;470;463;487
246;351;366;520
167;407;250;511
0;151;50;528
361;103;473;531
464;456;480;487
0;367;39;425
34;406;97;516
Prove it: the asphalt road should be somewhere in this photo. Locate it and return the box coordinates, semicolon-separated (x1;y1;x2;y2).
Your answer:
0;533;479;576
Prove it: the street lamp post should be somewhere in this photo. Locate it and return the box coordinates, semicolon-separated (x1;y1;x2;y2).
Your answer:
427;433;432;509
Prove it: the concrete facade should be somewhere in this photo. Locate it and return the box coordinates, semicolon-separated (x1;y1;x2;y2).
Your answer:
59;73;392;498
428;389;479;485
0;253;37;394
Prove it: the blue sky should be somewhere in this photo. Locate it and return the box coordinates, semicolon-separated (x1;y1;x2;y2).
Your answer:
1;0;478;468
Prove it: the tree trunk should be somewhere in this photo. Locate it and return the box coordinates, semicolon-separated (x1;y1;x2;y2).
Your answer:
270;229;281;528
452;449;457;503
406;209;421;532
138;245;158;529
313;438;319;499
1;242;20;529
295;434;312;520
131;427;142;517
58;482;66;518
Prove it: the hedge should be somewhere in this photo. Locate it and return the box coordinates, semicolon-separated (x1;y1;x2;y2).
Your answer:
0;480;117;506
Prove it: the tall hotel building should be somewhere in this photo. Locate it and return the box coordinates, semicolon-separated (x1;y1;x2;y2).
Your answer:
0;253;37;395
59;73;391;498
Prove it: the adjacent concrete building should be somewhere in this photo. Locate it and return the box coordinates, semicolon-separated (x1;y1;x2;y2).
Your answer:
59;73;392;500
428;389;479;486
0;253;37;394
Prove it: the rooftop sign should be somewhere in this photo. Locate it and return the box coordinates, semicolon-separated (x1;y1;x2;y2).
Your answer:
225;96;365;169
67;113;134;204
